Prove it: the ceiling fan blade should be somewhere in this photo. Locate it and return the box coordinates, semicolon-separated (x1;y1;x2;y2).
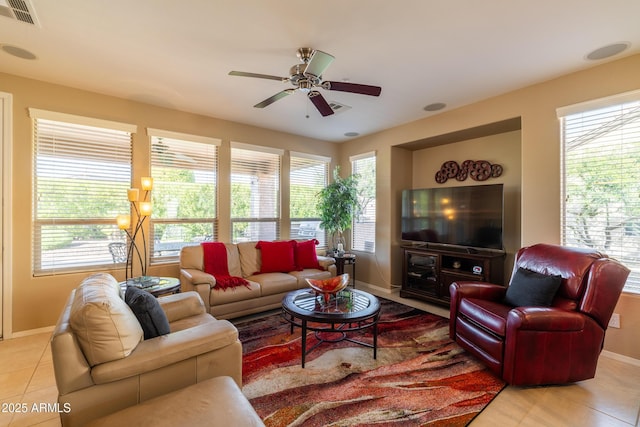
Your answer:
254;90;294;108
229;71;288;82
303;50;335;78
322;81;382;96
308;91;334;116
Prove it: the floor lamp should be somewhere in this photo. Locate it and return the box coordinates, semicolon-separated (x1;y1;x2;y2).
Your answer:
116;177;154;284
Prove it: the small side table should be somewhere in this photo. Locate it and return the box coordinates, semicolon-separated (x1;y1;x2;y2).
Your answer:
121;276;181;298
333;253;356;287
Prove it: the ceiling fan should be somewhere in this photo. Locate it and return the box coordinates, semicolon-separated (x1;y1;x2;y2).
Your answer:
228;47;382;116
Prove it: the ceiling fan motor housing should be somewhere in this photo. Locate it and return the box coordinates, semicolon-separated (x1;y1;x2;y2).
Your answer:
296;47;314;63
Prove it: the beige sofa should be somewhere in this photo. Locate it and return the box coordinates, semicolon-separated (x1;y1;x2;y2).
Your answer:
51;273;243;427
180;241;336;319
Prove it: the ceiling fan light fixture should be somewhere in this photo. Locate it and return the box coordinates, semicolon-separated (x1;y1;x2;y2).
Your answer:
298;79;313;92
303;49;335;79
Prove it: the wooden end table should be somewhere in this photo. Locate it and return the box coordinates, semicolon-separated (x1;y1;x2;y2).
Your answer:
333;253;356;287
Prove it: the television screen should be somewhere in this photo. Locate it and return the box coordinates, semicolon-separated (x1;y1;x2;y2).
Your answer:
401;184;503;250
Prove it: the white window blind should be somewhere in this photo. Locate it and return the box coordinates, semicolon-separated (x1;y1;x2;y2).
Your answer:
149;130;220;261
231;143;282;243
31;112;134;275
351;152;376;253
560;93;640;294
290;152;329;246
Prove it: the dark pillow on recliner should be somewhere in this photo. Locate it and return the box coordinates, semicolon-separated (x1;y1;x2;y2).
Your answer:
503;267;562;307
125;286;170;339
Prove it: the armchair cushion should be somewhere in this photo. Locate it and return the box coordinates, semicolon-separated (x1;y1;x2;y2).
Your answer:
256;240;297;273
503;267;562;307
69;274;143;367
125;286;170;340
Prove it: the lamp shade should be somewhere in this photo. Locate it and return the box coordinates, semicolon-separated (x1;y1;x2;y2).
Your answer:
116;214;131;230
127;188;139;202
139;201;152;216
141;177;154;191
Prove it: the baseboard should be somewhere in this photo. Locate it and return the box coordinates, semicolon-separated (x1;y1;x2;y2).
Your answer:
601;350;640;367
355;281;394;294
8;325;54;339
356;281;450;319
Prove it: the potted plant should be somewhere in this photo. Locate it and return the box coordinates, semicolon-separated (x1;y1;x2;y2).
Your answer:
317;166;360;255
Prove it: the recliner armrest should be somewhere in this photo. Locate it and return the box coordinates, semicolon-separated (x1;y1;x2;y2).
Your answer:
91;320;239;384
450;281;506;302
158;291;206;323
507;307;586;332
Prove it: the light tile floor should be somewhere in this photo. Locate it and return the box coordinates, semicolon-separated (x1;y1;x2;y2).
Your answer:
0;288;638;427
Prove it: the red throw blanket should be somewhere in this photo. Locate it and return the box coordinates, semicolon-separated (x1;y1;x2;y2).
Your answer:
202;242;250;291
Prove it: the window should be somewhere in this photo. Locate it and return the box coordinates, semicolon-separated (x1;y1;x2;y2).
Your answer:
30;109;135;275
559;90;640;294
351;152;376;252
290;152;330;246
231;143;282;243
149;129;220;261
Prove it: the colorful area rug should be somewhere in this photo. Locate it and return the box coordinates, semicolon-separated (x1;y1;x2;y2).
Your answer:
236;298;505;426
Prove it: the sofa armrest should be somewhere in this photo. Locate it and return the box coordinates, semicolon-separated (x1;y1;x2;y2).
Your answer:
181;268;216;287
317;256;336;269
91;320;239;384
158;291;206;323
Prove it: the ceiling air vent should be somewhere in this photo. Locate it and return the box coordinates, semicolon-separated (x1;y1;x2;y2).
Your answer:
329;101;352;114
0;0;39;26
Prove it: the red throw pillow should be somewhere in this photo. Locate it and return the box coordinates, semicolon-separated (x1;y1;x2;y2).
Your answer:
295;239;322;270
256;240;297;273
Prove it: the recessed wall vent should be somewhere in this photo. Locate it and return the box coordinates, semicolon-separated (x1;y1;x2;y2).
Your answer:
0;0;40;27
329;101;352;114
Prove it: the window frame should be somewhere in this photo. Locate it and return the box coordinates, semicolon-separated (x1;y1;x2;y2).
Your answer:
558;89;640;294
29;108;136;275
350;151;376;253
148;128;221;263
230;142;283;243
289;151;330;247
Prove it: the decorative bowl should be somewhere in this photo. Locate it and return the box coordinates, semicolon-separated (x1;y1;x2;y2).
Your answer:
306;273;350;303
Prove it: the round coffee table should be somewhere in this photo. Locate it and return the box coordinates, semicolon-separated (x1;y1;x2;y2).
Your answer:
282;288;381;368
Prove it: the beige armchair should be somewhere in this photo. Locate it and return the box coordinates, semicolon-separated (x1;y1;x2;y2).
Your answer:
51;273;242;427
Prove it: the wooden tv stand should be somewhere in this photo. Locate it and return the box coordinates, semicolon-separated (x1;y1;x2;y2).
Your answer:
400;245;505;307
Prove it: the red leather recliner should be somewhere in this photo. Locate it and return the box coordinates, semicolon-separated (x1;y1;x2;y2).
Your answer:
449;243;630;386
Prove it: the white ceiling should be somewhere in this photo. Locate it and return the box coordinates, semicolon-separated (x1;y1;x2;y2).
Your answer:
1;0;639;142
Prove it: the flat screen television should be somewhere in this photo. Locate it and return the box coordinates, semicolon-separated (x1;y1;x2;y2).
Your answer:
401;183;504;251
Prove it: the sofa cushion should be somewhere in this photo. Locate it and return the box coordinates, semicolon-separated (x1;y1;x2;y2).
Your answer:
246;272;298;296
69;273;143;367
125;286;171;339
295;239;322;270
289;269;333;286
237;241;261;278
504;267;562;307
256;240;297;273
